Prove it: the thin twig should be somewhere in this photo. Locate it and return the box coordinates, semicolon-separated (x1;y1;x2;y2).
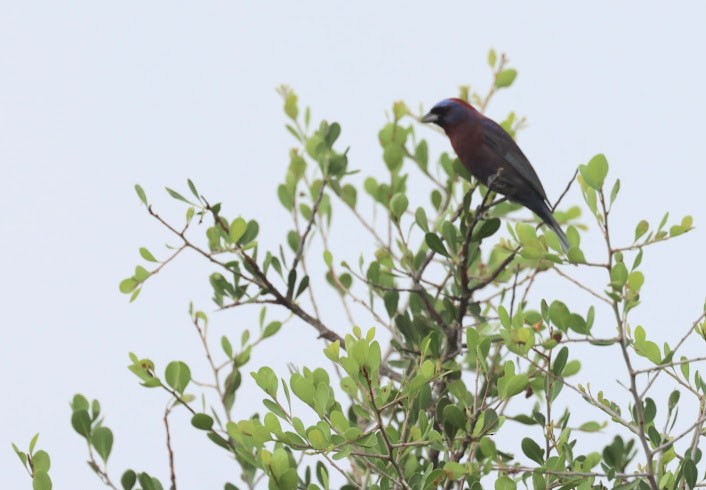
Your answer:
651;414;706;454
86;443;119;490
493;464;652;480
634;356;706;375
552;169;578;211
291;179;327;273
468;247;520;293
641;312;706;394
554;267;611;304
164;407;177;490
599;188;658;490
363;371;411;490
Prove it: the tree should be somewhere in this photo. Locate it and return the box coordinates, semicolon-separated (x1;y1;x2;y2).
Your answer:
14;50;704;490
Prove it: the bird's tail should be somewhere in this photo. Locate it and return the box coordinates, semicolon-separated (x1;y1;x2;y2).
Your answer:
534;201;570;252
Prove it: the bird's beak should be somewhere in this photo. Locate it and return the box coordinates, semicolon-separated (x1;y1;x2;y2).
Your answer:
421;112;438;124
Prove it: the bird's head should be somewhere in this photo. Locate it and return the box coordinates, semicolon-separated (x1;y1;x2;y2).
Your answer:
421;98;476;130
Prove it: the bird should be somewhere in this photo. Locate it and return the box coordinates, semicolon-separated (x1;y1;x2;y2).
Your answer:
421;98;570;251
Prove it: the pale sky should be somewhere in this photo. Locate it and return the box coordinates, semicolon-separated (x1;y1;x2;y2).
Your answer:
2;2;706;488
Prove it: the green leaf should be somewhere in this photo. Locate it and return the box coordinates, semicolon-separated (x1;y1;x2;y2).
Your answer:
291;374;316;406
263;399;287;420
323;250;333;268
441;221;458;251
628;271;644;291
443;404;467;433
579;421;603;432
578;154;609;191
495;69;518;89
516;223;537;244
307;427;328;450
263;321;282;339
552;346;569;376
119;278;138;294
610;179;621;204
139;247;157;263
390;193;409;220
658;212;670;231
340;184;357;208
221;336;233;358
681;356;690;380
253;366;278;397
284;92;298;120
138;473;157;490
521;437;544;464
502;374;529;398
329;410;350;432
495;476;517;490
532;472;546;490
443;461;467;480
425;233;449;257
134;184;147;205
475;218;501;241
277;185;294;211
71;394;89;411
549;301;570;332
316;461;330;489
32;450;51;473
91;427;113;463
165;187;191;204
581;180;598;215
191;413;214;431
287;230;300;252
431;189;442;210
324;341;340;362
186;178;199;199
32;472;52;490
12;442;27;467
29;433;40;455
240;220;259;244
326;122;341;145
121;470;137;490
415;140;429;171
298;202;313;222
134;265;149;281
71;410;91;438
415;207;429;232
668;390;681;412
635;220;649;241
611;262;628;289
383;291;399;318
498;306;511;329
488;48;497;68
452;158;475;182
420;359;435;380
383;144;404;173
229;218;247;243
164;361;191;394
643;398;657;424
364;177;378;197
295;275;309;298
635;340;661;364
286;269;297;299
684;458;697;489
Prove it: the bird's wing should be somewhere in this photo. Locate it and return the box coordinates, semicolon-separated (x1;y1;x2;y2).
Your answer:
480;118;548;202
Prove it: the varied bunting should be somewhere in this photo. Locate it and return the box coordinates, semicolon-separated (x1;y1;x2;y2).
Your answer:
421;98;570;251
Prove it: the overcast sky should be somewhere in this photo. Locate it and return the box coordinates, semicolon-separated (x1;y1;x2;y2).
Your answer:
2;2;706;488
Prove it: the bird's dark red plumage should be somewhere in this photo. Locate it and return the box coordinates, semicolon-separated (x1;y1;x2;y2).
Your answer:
421;98;570;251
